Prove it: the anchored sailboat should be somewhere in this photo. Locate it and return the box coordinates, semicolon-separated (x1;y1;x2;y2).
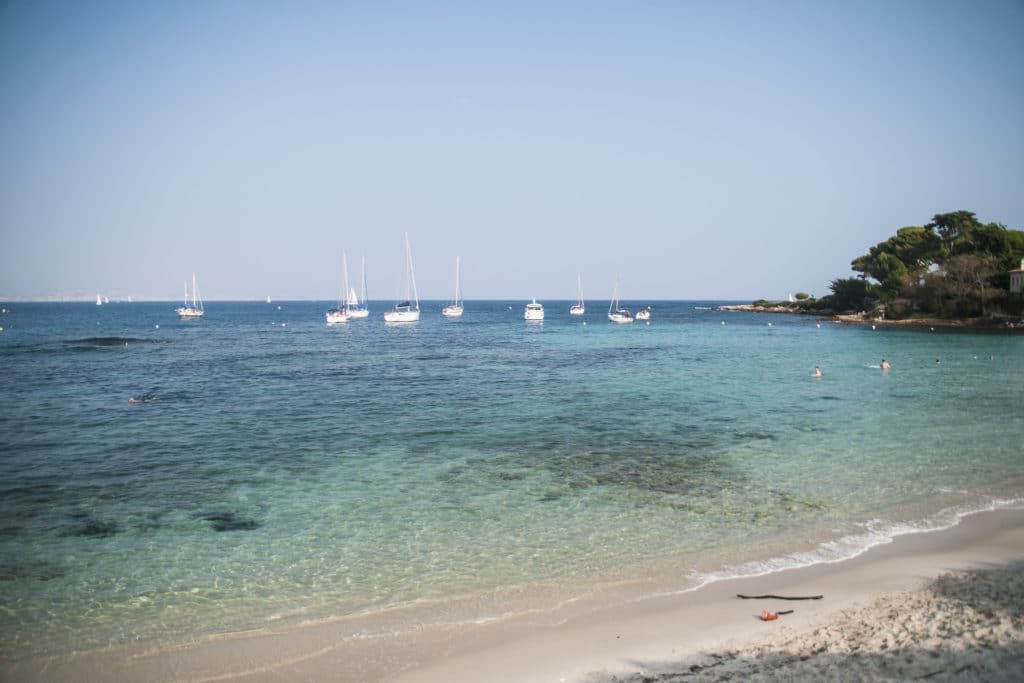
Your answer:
347;256;369;319
176;273;204;318
442;256;464;318
384;233;420;323
325;253;352;324
570;273;585;315
607;281;633;324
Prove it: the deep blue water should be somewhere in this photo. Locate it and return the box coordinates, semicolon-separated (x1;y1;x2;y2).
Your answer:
1;300;1022;660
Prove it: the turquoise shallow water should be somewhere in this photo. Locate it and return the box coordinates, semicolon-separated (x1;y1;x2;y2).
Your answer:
1;301;1022;660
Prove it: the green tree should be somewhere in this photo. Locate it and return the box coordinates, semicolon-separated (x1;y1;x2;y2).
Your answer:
828;277;874;312
927;210;982;254
851;226;941;301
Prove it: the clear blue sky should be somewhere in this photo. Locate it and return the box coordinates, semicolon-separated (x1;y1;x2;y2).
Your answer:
2;1;1022;301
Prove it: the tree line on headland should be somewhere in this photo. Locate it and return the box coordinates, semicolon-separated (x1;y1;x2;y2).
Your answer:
756;211;1024;321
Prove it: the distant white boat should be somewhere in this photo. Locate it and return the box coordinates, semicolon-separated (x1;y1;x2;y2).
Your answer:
347;256;369;319
176;273;204;318
524;297;544;321
127;296;132;304
326;253;352;324
636;306;651;321
570;273;585;315
608;281;633;324
384;233;420;323
96;294;102;306
442;256;464;318
267;296;272;304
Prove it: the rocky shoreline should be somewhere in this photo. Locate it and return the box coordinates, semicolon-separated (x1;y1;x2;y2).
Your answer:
716;304;1024;330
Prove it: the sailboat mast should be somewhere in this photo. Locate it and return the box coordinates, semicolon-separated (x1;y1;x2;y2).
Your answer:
360;256;367;304
191;273;197;309
454;256;461;306
405;233;419;309
342;253;351;312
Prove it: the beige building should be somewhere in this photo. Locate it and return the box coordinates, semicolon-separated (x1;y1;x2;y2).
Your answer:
1011;258;1024;295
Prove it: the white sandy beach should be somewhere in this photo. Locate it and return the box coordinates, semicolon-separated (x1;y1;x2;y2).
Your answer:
4;507;1024;683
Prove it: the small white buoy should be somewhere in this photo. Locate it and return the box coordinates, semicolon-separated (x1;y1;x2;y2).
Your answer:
646;321;650;326
930;327;935;332
281;322;286;327
767;322;772;327
721;321;725;325
872;325;876;330
155;324;159;329
582;321;587;326
816;323;821;329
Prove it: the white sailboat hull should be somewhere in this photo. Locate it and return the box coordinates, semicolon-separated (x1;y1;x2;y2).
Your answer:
325;309;350;324
569;304;585;315
384;309;420;322
608;312;633;324
442;305;463;318
347;308;369;319
177;307;204;318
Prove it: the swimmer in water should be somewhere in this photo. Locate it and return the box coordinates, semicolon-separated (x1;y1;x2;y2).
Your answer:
812;366;822;378
880;359;890;370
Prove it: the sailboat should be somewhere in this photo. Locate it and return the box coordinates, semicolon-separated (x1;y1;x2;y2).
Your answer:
347;256;369;319
176;273;204;318
267;296;272;304
635;306;651;321
570;274;585;315
442;256;464;318
96;294;102;306
383;233;420;322
325;253;352;324
607;281;633;324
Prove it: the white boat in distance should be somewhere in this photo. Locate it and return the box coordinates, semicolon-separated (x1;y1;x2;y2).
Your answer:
96;294;102;306
347;256;369;319
442;256;464;318
636;306;651;321
325;253;352;324
524;297;544;321
570;273;585;315
384;233;420;323
176;273;204;318
608;281;633;324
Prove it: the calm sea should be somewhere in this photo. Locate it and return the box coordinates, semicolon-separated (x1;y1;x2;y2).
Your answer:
1;300;1022;661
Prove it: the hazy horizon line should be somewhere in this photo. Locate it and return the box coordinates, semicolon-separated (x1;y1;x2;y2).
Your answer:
0;296;764;304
